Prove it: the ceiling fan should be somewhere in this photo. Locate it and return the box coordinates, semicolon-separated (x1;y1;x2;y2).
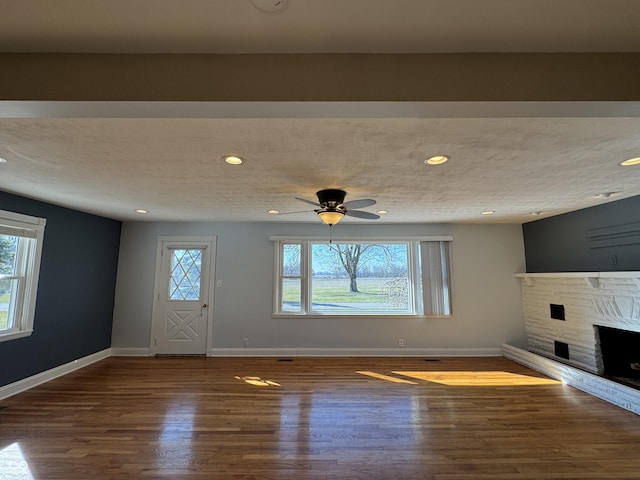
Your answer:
294;189;380;225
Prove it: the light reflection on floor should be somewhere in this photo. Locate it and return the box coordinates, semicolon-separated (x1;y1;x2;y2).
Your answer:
0;443;35;480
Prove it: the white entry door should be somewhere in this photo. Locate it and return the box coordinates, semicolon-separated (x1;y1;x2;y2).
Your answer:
151;238;215;355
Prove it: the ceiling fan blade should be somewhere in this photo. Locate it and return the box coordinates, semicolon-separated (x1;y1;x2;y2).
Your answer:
277;209;314;215
345;210;380;220
295;197;321;207
342;198;376;209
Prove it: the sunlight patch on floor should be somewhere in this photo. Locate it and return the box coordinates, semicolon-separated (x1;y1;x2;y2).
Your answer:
235;376;281;387
0;443;35;480
356;371;418;384
393;371;561;386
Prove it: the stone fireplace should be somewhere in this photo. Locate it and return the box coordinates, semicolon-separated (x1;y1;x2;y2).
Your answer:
507;272;640;414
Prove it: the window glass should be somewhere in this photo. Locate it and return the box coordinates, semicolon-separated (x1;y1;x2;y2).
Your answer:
274;238;451;317
0;234;18;330
310;243;411;314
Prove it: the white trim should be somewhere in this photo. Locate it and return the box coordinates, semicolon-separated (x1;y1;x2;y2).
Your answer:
270;235;453;242
207;347;502;357
110;347;152;356
0;348;111;401
0;209;46;226
3;101;640;119
502;344;640;416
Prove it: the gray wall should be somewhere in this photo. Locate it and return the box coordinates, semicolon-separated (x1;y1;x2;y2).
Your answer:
0;191;121;387
112;221;527;352
523;195;640;272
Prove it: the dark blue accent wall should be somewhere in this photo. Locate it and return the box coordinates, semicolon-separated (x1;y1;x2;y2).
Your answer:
0;192;121;387
523;195;640;272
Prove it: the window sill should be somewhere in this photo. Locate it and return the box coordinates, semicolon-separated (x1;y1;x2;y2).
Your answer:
272;314;451;320
0;329;34;343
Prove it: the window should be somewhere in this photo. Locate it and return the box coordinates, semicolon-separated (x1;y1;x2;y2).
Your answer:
0;210;46;342
273;237;452;317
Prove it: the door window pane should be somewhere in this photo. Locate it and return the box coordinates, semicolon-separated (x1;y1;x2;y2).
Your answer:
169;249;202;300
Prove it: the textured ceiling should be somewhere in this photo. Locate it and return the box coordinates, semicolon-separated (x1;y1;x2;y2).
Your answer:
1;1;640;224
1;103;639;223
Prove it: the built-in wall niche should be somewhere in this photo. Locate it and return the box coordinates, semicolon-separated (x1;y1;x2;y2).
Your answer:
597;325;640;386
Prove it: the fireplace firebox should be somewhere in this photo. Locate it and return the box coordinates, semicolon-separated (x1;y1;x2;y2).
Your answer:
597;325;640;384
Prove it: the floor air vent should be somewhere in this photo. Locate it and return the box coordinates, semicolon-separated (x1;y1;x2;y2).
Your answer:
277;358;294;362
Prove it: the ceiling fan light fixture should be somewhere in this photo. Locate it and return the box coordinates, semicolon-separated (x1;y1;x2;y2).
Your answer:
317;210;345;225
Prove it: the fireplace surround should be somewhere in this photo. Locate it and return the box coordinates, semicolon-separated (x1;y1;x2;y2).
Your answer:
511;272;640;414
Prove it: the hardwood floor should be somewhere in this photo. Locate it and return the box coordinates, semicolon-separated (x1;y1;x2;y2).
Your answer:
1;356;640;479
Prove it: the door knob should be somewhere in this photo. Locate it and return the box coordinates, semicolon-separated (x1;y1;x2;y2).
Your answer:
202;303;208;308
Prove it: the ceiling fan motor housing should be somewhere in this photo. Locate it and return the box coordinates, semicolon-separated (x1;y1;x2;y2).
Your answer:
316;189;346;209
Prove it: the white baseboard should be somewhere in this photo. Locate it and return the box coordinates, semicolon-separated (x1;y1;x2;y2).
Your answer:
0;348;111;401
110;347;152;356
207;347;502;357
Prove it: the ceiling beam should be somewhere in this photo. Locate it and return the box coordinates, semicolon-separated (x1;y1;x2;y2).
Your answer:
1;53;639;102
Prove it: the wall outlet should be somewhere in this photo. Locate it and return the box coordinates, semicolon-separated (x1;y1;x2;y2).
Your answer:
398;338;404;347
243;337;249;347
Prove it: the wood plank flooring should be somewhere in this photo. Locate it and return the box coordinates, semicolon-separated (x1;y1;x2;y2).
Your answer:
1;356;640;479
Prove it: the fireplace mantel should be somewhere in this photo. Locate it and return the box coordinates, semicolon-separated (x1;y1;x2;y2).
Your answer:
516;271;640;288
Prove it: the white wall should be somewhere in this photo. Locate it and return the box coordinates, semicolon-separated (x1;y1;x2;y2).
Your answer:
111;221;526;354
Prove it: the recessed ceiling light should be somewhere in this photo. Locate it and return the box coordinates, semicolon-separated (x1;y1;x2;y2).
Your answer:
481;211;495;215
377;210;388;215
620;157;640;166
425;155;450;165
135;209;148;214
267;210;280;214
223;155;244;165
529;211;543;216
0;157;7;163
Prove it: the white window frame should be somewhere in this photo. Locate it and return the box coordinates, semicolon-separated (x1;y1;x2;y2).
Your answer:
271;236;452;318
0;209;46;342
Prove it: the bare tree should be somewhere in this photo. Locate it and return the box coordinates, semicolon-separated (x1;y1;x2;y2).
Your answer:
322;243;399;293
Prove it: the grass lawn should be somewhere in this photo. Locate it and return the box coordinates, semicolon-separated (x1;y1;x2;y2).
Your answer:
0;292;8;330
283;277;403;304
